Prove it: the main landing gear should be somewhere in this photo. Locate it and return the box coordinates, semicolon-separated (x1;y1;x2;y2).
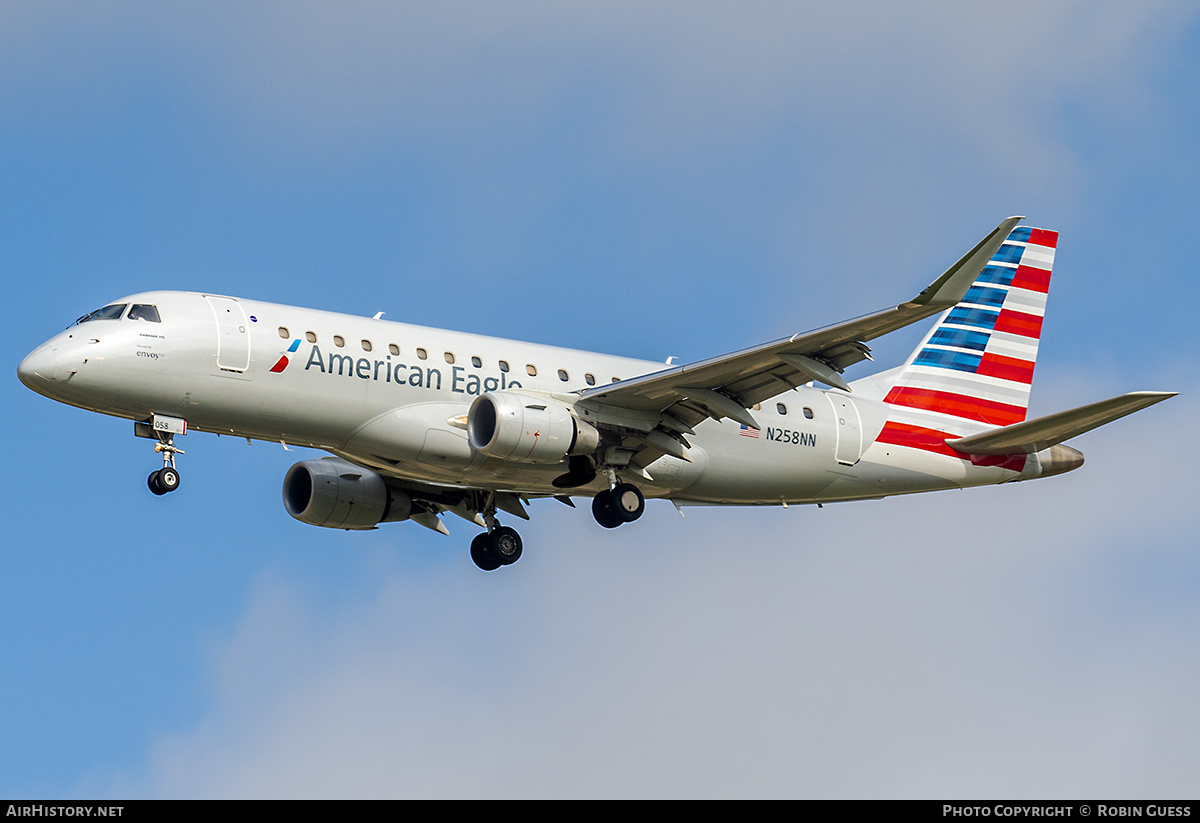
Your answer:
468;480;645;570
591;482;645;529
470;495;524;571
470;526;523;571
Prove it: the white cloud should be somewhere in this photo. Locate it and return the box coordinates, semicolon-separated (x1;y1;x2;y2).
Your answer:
104;383;1198;799
9;1;1190;798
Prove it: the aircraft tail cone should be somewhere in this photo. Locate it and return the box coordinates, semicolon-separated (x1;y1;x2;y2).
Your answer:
1039;444;1085;478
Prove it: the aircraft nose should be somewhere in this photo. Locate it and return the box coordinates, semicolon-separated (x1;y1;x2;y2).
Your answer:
17;344;58;390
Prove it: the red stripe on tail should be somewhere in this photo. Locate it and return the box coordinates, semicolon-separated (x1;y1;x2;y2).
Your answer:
884;386;1027;426
1027;228;1058;248
993;309;1044;339
875;421;1028;471
976;353;1035;384
1010;265;1051;293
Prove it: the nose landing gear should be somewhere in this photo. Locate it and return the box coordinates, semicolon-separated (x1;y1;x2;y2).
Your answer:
148;463;181;496
136;415;187;496
146;435;185;495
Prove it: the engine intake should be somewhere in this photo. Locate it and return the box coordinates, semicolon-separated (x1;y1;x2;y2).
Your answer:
467;392;599;463
282;457;411;530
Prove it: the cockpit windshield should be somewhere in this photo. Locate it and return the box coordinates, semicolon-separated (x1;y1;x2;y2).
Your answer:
74;304;127;324
72;303;162;326
128;304;161;323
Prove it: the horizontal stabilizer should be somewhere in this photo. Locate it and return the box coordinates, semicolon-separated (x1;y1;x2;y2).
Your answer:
946;391;1176;455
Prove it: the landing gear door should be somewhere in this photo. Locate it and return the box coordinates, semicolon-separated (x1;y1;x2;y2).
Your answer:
826;393;863;466
205;295;251;373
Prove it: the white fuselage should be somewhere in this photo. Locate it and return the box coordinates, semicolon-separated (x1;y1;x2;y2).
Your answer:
19;290;1050;507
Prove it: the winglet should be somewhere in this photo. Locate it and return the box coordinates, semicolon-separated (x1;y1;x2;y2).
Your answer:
910;216;1024;309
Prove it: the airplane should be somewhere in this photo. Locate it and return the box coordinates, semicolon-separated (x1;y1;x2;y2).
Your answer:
17;217;1175;571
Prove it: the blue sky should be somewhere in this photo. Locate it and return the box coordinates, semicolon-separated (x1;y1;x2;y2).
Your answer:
3;2;1199;798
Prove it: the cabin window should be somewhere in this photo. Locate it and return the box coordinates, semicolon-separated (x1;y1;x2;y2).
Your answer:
333;335;345;348
471;356;482;368
277;327;289;339
306;331;317;343
803;407;814;419
499;360;510;372
417;348;428;360
585;373;596;386
444;352;456;365
526;364;537;377
128;305;161;323
557;369;569;382
388;343;400;356
361;339;373;352
777;403;788;415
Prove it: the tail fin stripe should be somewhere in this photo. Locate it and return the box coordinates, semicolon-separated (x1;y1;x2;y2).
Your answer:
946;306;1001;330
929;328;991;350
877;421;961;456
993;309;1043;338
997;289;1048;316
992;244;1025;265
977;353;1035;384
978;264;1018;286
982;332;1039;361
877;421;1031;471
884;386;1026;426
1011;264;1052;293
891;368;1031;406
913;349;982;372
998;227;1058;249
879;224;1058;431
1026;228;1058;247
963;285;1008;307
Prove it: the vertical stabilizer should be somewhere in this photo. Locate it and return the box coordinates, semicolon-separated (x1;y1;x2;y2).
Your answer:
883;225;1058;428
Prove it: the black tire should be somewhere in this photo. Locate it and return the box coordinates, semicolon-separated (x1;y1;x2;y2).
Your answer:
157;466;181;493
591;490;624;529
147;470;166;496
490;526;523;565
471;533;501;571
611;483;645;522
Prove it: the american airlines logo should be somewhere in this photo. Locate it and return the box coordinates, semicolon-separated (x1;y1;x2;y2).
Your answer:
270;341;523;395
269;339;301;373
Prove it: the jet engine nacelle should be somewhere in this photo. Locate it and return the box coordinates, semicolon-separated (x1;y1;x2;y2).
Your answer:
282;457;412;530
467;391;600;463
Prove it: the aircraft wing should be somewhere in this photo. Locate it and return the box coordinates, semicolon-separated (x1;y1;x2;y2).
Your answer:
945;391;1177;455
578;216;1024;446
